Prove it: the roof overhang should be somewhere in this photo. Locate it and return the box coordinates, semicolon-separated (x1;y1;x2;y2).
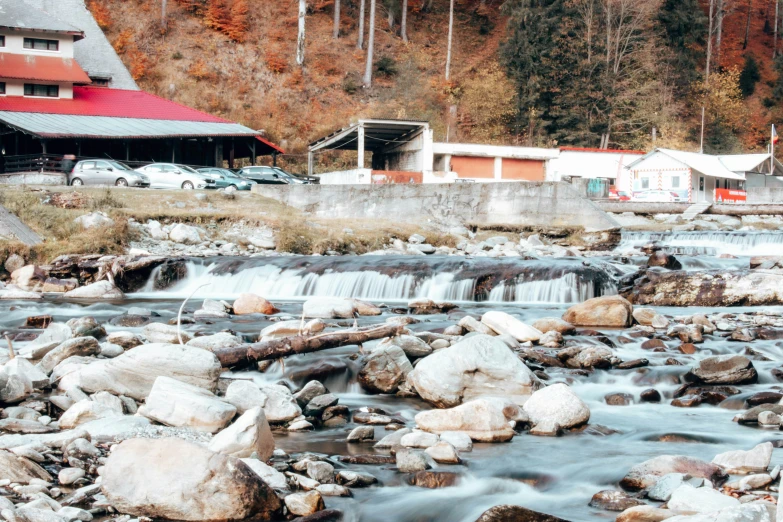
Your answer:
433;142;558;160
309;119;429;152
0;25;85;41
0;53;92;84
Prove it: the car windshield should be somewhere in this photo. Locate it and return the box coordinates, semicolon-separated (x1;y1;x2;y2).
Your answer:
273;168;298;179
178;165;200;174
108;161;131;171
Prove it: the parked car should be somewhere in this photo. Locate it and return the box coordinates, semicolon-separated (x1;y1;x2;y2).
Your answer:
631;190;681;203
608;187;630;201
134;163;216;190
196;167;256;190
69;159;150;187
274;167;319;184
237;166;315;185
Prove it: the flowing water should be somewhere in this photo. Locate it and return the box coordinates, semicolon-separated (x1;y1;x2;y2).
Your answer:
4;231;783;521
616;230;783;256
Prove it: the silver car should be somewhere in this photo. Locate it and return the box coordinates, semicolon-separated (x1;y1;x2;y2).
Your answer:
69;160;149;187
134;163;216;190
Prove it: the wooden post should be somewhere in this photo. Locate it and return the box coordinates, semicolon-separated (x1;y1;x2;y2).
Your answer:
308;150;314;176
358;124;365;169
272;151;278;167
125;141;130;161
229;139;235;169
251;140;256;166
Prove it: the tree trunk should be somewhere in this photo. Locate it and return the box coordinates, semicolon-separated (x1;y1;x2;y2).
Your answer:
401;0;408;42
297;0;306;65
333;0;341;38
776;0;780;58
357;0;366;49
716;0;724;66
605;0;611;64
161;0;167;31
445;0;454;80
743;0;752;50
363;0;376;87
212;324;405;368
706;0;715;80
388;6;395;30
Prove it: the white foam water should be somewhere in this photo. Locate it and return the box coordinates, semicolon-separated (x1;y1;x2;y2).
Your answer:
616;230;783;256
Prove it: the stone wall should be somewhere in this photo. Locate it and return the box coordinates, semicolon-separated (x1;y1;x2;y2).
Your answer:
0;205;42;245
747;188;783;204
0;172;67;185
253;181;621;232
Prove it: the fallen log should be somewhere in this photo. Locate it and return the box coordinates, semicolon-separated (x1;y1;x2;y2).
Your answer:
213;323;406;367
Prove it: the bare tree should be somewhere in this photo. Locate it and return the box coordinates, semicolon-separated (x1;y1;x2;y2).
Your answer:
743;0;752;50
333;0;341;38
363;0;377;87
716;0;724;65
297;0;306;66
401;0;408;42
706;0;715;80
776;0;780;58
161;0;167;31
445;0;454;79
574;0;597;63
357;0;366;49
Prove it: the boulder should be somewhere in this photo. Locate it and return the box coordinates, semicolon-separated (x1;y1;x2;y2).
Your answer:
39;337;101;374
63;281;124;300
425;441;460;464
408;334;542;408
138;376;236;433
303;297;355;319
169;224;202;245
143;323;190;344
458;316;496;335
395;448;431;472
66;317;106;338
481;311;543;342
76;344;220;400
186;332;243;351
232;294;279;315
588;490;644;512
378;335;432;358
240;459;288;490
58;399;123;429
620;455;727;491
358;344;413;394
284;491;324;517
101;437;281;521
415;399;516;442
224;380;267;414
474;505;568;522
208;407;274;460
711;442;772;474
260;319;325;339
522;383;590;432
531;318;576;335
0;449;52;483
4;254;25;273
74;212;114;229
632;308;657;326
258;384;302;423
11;265;46;291
562;295;633;327
616;506;675;522
667;484;739;514
685;356;758;385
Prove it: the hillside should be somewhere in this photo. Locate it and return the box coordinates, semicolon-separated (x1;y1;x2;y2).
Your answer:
90;0;783;164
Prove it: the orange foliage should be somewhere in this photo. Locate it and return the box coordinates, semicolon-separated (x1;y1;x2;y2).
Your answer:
113;29;133;55
265;48;288;74
87;0;112;30
127;49;148;80
227;0;249;42
285;68;304;90
205;0;229;31
176;0;206;15
188;59;217;81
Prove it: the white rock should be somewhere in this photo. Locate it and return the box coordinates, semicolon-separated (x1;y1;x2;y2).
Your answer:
667;484;739;514
186;332;242;351
425;441;460;464
439;431;473;452
57;507;92;522
63;281;123;300
57;468;85;486
240;458;288;490
143;323;190;344
284;491;323;517
0;449;52;483
415;399;516;442
712;443;773;474
481;311;543;342
400;431;439;449
74;212;113;230
137;376;236;433
58;399;122;430
169;224;202;245
302;297;355;319
257;384;302;423
523;383;590;432
208;407;274;460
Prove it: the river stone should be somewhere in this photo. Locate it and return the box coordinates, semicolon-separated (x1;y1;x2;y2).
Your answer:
143;323;191;344
378;335;432;358
425;441;460;464
620;455;727;491
101;437;281;521
306;460;335;484
408;334;542;408
589;490;644;511
294;381;327;407
186;332;243;351
400;431;439;449
302;297;356;319
667;484;739;513
58;467;85;486
439;431;473;452
407;470;460;489
224;380;266;414
232;293;279;315
531;318;576;335
562;295;633;327
11;265;46;291
66;317;106;339
632;308;657;326
304;393;339;417
76;344;221;400
481;311;543;342
63;281;124;299
284;491;324;517
169;224;202;244
712;442;772;474
0;449;52;483
336;470;377;488
374;427;411;449
208;407;274;460
58;507;92;522
647;473;687;501
415;399;515;442
15;508;66;522
258;384;302;423
685;355;758;385
395;448;431;472
58;399;123;429
358;344;413;394
352;299;382;316
240;459;289;490
106;331;143;350
616;506;675;522
474;505;568;522
523;383;589;432
39;337;101;375
138;376;236;433
347;426;374;442
458;316;496;335
6;357;48;389
25;323;72;358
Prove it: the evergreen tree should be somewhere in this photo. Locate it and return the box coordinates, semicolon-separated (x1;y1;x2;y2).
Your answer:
739;55;761;97
657;0;708;94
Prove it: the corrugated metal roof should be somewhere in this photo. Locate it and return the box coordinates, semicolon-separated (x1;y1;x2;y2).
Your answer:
717;153;769;172
0;53;92;83
628;148;745;180
0;1;84;36
0;111;260;139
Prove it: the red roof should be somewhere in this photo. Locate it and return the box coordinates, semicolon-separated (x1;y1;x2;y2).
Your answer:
0;53;92;84
559;147;645;155
0;86;231;123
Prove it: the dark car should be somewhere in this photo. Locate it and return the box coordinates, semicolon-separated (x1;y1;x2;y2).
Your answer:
197;167;257;190
237;166;315;185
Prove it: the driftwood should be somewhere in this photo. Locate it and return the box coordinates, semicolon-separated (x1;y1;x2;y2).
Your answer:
213;323;405;368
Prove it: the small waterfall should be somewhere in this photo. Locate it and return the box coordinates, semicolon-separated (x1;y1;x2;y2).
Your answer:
135;255;622;304
616;230;783;256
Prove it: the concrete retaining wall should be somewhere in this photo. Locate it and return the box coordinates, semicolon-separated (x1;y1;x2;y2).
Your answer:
598;202;691;214
0;205;42;245
0;172;67;185
748;188;783;204
253;181;621;232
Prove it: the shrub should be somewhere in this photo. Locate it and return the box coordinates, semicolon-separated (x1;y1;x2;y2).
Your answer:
342;74;360;94
265;49;287;73
172;51;184;60
374;56;398;77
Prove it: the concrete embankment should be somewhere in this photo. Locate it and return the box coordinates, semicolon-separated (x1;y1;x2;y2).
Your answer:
598;201;783;216
0;204;41;245
253;182;621;232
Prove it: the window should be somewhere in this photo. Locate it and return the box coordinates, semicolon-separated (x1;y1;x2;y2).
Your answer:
715;179;720;190
24;84;59;97
81;161;96;170
95;161;111;170
641;177;650;189
24;38;58;51
671;176;680;189
0;82;5;95
90;78;110;87
0;36;5;47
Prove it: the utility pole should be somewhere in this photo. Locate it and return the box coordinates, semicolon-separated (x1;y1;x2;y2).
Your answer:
363;0;376;87
700;107;706;153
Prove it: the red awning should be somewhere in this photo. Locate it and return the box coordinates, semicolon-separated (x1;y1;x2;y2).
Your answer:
0;53;91;84
256;135;285;155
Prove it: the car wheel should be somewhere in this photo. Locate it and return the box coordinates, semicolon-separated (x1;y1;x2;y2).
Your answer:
182;181;194;190
115;178;128;187
229;184;238;190
71;178;83;186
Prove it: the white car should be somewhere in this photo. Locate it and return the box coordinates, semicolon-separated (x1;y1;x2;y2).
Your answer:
134;163;216;190
632;190;682;203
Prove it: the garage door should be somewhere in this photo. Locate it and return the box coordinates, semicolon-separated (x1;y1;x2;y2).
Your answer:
450;156;494;179
501;159;545;181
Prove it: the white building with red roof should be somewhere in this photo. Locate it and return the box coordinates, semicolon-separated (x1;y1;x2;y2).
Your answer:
0;0;282;177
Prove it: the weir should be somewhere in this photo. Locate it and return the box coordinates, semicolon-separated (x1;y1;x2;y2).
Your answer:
615;230;783;256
